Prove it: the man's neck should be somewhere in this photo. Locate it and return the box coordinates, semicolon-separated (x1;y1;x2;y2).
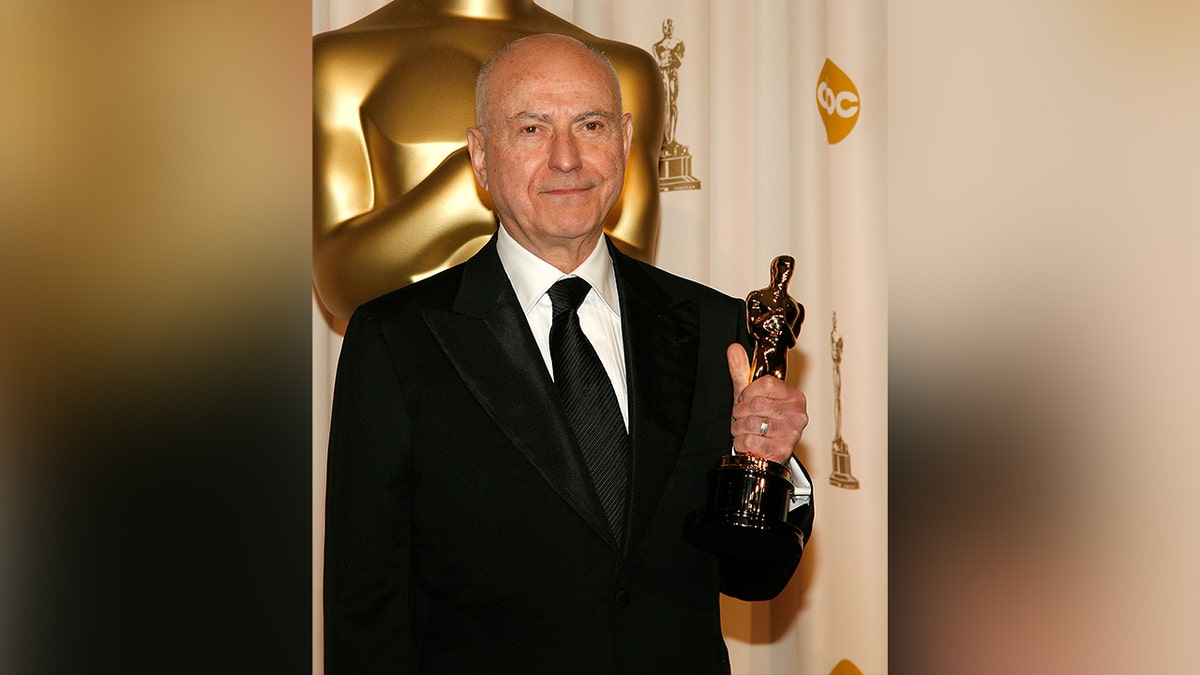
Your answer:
499;224;604;275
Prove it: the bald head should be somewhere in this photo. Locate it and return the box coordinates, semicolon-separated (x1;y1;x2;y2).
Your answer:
464;31;634;271
474;34;623;135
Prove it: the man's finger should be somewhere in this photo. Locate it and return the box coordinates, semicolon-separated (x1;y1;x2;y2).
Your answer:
727;343;751;402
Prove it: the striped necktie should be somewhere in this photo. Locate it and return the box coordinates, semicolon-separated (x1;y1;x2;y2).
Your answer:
547;277;629;543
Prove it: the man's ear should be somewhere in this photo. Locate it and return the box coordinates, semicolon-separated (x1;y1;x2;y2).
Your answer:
466;127;488;190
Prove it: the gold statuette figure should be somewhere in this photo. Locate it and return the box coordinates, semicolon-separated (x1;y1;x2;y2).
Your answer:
685;255;807;562
746;255;804;381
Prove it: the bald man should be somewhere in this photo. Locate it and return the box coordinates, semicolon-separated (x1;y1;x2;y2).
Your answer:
324;34;813;674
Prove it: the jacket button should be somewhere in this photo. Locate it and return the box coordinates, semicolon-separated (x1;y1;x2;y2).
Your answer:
615;589;630;607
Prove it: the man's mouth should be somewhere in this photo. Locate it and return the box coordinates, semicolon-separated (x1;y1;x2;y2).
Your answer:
541;184;593;196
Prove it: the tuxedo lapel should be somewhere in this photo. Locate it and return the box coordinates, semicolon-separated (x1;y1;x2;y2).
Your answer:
422;238;616;547
610;244;700;555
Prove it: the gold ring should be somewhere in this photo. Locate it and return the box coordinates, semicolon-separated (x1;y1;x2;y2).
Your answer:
758;418;769;437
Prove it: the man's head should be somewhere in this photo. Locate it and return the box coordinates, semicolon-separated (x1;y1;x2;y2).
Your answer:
467;34;632;270
662;19;673;38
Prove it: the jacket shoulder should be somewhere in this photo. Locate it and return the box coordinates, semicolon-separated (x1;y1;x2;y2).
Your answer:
618;253;743;313
354;263;466;321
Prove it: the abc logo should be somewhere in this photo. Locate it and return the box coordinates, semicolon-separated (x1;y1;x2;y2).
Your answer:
817;81;858;118
816;59;860;144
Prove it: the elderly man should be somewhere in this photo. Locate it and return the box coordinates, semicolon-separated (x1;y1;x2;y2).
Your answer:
324;34;813;674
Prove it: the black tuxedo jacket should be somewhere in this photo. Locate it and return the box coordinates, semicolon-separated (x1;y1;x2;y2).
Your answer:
324;236;814;674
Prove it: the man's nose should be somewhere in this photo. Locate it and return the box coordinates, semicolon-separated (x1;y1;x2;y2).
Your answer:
548;131;582;172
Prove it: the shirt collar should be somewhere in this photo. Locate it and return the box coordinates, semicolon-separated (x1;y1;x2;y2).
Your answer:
496;224;620;317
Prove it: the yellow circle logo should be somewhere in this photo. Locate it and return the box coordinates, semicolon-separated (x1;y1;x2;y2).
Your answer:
816;59;860;145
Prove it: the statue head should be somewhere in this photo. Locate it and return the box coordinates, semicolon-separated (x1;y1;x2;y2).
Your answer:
770;255;795;291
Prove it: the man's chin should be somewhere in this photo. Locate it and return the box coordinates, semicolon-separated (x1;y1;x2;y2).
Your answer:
541;213;607;238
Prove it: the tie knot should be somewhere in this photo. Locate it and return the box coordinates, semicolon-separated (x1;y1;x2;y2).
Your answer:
548;276;592;315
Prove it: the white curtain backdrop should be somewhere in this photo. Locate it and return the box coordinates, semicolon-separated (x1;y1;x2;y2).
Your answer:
312;2;887;673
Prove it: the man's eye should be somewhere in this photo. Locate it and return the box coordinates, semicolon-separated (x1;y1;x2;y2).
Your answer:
583;121;602;131
520;125;540;134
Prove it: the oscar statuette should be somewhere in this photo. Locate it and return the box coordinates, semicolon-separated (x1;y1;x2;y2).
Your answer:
684;255;806;562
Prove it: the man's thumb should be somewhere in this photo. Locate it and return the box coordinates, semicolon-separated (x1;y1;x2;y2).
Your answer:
727;343;751;401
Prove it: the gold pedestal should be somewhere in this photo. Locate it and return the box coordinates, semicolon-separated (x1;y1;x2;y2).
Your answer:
658;150;700;191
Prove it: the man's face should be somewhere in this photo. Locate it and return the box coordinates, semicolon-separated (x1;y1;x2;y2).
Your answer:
467;37;632;259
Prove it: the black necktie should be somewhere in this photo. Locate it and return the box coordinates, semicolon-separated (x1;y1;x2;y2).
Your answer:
548;277;629;542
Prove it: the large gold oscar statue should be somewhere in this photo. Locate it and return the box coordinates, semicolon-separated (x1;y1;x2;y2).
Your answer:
313;0;666;322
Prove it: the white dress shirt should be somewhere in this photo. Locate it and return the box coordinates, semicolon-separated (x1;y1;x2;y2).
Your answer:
495;226;629;429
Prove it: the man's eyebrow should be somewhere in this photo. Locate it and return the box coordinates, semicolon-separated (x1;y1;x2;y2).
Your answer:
575;110;615;122
510;112;552;124
507;110;616;124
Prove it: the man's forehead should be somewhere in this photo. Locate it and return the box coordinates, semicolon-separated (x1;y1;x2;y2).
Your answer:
481;38;622;121
495;55;607;87
497;36;591;67
491;72;619;113
490;39;610;85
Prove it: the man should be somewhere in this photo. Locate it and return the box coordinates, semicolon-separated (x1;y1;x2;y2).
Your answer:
324;34;813;673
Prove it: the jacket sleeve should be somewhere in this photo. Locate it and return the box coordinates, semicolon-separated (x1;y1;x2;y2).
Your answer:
323;308;417;674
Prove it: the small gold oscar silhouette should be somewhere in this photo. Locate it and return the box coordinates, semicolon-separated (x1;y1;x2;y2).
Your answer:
684;255;805;562
654;18;700;191
829;312;859;489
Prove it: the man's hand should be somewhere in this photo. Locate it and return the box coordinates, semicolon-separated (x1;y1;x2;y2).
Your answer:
727;344;808;464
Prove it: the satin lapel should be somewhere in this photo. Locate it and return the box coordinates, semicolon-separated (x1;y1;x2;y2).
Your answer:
422;240;616;547
611;245;699;555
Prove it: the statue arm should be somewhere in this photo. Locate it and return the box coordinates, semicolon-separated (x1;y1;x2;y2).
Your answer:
312;44;496;321
313;145;494;320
